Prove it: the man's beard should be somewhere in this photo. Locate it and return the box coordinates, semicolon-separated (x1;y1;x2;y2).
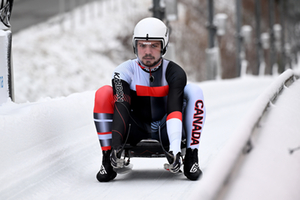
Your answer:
141;54;160;68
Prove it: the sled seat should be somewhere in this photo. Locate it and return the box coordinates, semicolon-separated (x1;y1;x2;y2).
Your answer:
124;139;167;158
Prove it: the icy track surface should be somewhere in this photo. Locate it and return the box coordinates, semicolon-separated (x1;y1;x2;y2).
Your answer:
0;76;277;200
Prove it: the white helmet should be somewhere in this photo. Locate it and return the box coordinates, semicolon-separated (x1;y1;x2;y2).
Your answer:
132;17;169;56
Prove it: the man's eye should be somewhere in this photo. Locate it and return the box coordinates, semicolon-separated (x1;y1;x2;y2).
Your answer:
151;44;158;48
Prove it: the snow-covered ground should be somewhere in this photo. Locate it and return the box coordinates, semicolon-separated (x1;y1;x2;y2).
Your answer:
0;73;283;200
192;69;300;200
2;68;300;200
221;74;300;200
1;0;300;199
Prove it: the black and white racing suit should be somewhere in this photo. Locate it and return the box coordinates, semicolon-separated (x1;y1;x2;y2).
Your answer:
94;58;206;154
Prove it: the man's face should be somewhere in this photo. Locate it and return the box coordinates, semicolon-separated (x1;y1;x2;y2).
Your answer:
136;40;162;67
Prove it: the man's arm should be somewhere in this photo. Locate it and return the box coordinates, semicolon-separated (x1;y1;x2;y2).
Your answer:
165;62;187;154
111;71;131;150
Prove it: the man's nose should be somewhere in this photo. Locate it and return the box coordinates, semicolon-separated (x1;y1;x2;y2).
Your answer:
144;45;152;53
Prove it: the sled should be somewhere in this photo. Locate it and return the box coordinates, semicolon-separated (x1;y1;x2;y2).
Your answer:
120;124;186;159
123;138;186;158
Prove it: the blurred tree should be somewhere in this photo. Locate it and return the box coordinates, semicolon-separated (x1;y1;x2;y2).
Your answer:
286;0;300;21
286;0;300;59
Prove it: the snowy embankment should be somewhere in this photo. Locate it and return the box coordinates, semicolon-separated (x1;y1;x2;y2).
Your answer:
222;75;300;199
192;69;300;200
12;0;151;103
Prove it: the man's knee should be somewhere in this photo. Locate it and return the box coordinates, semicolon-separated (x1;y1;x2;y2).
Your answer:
184;83;204;100
94;85;114;113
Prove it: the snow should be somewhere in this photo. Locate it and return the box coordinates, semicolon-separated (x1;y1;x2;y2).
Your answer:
0;73;285;200
1;0;300;199
12;0;151;103
191;69;300;199
222;79;300;200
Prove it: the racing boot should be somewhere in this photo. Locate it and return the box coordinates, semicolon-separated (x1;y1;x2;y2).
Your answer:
183;148;202;180
96;150;117;182
165;151;182;173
